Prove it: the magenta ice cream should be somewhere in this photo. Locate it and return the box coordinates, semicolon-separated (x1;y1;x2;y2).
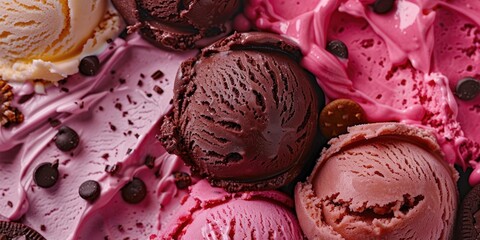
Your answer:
242;0;480;184
0;33;197;239
157;180;303;239
295;123;458;239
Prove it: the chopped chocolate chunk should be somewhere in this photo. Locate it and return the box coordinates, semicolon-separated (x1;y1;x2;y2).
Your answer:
33;161;59;188
126;148;133;154
153;86;164;95
456;77;480;100
54;126;80;152
0;221;46;240
105;163;121;175
115;103;123;111
140;73;145;78
60;87;69;93
144;155;155;169
109;122;117;131
119;78;126;84
79;56;101;76
102;153;109;160
326;40;349;59
7;201;12;208
18;93;35;104
40;225;46;231
173;172;192;189
121;178;147;204
151;70;164;80
146;93;153;98
128;120;134;125
79;180;101;202
137;80;144;87
372;0;395;14
48;118;61;128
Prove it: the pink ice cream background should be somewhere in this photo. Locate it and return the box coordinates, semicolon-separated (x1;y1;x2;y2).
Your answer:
0;34;198;239
239;0;480;184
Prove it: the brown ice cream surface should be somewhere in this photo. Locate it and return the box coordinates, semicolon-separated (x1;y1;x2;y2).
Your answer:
111;0;241;49
160;32;323;192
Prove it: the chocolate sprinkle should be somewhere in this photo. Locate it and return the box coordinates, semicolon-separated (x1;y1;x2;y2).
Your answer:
173;172;192;189
326;40;348;59
121;178;147;204
33;161;59;188
54;126;80;152
79;180;101;202
456;77;480;101
79;56;101;76
372;0;395;14
151;70;164;80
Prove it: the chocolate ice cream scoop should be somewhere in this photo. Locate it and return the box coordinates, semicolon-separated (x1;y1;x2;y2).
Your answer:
111;0;241;50
159;32;324;192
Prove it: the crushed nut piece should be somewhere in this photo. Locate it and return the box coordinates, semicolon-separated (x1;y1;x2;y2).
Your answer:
1;80;25;127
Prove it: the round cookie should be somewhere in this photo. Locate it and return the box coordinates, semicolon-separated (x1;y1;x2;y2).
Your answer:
0;221;46;240
456;184;480;239
319;99;366;138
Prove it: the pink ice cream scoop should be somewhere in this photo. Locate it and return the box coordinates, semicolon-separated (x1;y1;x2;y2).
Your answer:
295;123;458;239
158;180;303;239
242;0;480;185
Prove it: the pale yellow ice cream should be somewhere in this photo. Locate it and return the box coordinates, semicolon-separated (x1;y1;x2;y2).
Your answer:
0;0;123;82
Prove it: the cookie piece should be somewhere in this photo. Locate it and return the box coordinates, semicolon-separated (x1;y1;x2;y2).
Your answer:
0;80;24;127
319;99;366;138
0;221;46;240
456;184;480;239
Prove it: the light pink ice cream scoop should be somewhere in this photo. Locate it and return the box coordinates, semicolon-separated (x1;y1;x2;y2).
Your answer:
295;123;458;240
158;180;303;239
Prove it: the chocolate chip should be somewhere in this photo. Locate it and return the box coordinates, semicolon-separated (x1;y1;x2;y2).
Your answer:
456;77;480;100
372;0;395;14
144;155;155;169
173;172;192;189
79;180;101;202
326;40;348;59
54;126;80;152
121;178;147;204
79;56;101;76
0;221;46;240
33;161;59;188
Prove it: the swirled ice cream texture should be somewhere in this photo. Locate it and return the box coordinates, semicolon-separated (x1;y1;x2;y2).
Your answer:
0;34;197;239
0;0;123;82
242;0;480;184
295;123;458;239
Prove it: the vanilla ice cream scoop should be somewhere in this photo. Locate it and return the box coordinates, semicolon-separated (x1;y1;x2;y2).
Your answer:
0;0;123;82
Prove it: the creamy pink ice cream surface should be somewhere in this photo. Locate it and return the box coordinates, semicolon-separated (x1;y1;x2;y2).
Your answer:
156;180;303;239
0;34;198;239
240;0;480;184
295;123;458;239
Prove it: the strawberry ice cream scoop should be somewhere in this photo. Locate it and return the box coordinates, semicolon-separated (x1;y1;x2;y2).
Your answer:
295;123;458;240
158;180;303;239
